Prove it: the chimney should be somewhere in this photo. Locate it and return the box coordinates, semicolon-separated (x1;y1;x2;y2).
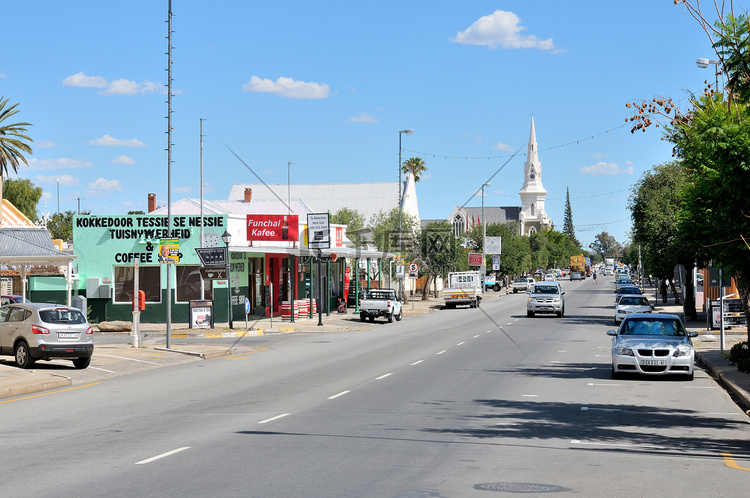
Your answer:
148;193;156;213
244;188;253;203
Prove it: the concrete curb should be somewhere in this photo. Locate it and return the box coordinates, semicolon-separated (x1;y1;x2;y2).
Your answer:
0;368;72;400
696;351;750;415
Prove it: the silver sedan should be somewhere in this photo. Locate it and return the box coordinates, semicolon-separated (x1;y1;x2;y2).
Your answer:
607;313;698;380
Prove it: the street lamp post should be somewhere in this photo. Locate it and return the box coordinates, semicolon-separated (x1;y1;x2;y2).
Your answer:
697;57;720;92
222;230;233;329
398;129;413;299
481;182;491;290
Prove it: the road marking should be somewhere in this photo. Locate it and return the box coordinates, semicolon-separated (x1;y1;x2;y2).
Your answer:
587;383;621;387
456;342;465;346
436;350;447;355
136;447;190;465
0;382;101;404
473;335;481;338
411;360;424;365
683;386;716;389
497;422;520;426
522;394;538;397
514;318;519;322
258;413;291;424
96;355;160;365
486;330;491;334
506;323;512;326
721;452;750;471
376;373;393;380
571;440;637;448
581;406;622;412
328;390;350;399
550;360;563;364
89;366;117;374
558;350;568;353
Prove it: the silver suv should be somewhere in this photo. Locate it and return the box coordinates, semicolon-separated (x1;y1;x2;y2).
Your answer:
0;303;94;369
527;282;565;318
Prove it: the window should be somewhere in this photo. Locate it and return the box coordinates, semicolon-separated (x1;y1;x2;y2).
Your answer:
114;266;161;303
177;265;213;302
531;203;535;216
452;215;464;237
249;257;264;308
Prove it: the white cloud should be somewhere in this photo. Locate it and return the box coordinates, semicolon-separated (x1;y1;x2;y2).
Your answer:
35;174;79;186
88;177;122;191
592;152;608;159
173;186;192;194
89;135;146;147
62;72;107;88
27;157;93;170
493;142;515;152
579;161;633;175
111;155;135;165
242;76;332;99
450;10;562;52
35;140;56;148
347;112;378;124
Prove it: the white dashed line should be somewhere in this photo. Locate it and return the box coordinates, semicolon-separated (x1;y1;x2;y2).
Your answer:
328;390;351;399
258;413;291;424
587;383;621;387
581;406;622;412
411;360;424;365
522;394;538;397
684;386;716;389
376;373;393;380
550;360;563;364
571;439;638;448
473;335;481;338
136;447;190;465
456;342;465;346
436;350;447;355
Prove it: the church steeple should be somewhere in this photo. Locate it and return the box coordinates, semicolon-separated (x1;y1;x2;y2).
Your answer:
518;116;550;236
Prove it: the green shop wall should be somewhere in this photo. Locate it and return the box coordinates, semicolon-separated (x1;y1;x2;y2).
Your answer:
72;214;230;323
29;275;73;305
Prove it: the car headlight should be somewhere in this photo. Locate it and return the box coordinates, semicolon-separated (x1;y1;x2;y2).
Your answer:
553;297;560;302
614;346;634;356
673;346;692;357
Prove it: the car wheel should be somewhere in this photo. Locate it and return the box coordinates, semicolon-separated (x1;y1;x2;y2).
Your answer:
388;311;394;323
14;341;35;369
360;313;367;322
686;370;694;381
368;316;374;322
493;284;501;292
73;356;91;369
395;309;403;321
556;310;562;318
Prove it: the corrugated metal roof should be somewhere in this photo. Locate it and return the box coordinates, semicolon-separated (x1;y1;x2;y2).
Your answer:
0;228;75;264
151;197;314;218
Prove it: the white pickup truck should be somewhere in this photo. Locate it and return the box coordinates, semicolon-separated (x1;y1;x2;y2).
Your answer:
443;271;482;308
511;277;536;293
359;289;403;323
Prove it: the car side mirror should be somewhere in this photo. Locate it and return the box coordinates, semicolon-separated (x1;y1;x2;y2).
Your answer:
561;291;565;295
606;330;617;336
688;331;699;338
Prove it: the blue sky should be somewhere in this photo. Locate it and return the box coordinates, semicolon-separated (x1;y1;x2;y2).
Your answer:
2;1;721;246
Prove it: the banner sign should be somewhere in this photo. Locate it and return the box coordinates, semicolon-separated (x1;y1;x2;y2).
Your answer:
307;213;331;249
158;239;180;264
246;214;298;242
468;253;483;266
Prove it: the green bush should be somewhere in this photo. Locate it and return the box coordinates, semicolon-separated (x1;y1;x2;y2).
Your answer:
729;341;750;371
737;357;750;374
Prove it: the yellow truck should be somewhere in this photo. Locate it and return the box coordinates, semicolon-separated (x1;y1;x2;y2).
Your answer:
569;254;587;278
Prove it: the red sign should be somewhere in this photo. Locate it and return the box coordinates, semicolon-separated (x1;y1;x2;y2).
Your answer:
468;252;483;266
336;227;343;247
343;267;351;301
247;215;298;241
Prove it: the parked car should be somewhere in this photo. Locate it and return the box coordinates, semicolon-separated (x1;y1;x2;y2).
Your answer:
543;273;557;282
607;313;698;380
614;275;633;291
526;282;565;318
359;289;402;323
1;295;29;305
0;303;94;369
569;271;582;281
614;295;652;324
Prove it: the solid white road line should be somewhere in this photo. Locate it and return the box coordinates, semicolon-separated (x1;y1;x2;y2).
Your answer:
522;394;538;397
571;439;638;448
581;406;622;412
376;373;393;380
258;413;291;424
97;355;160;365
587;382;621;387
328;390;351;399
411;360;424;365
89;366;117;374
136;447;191;465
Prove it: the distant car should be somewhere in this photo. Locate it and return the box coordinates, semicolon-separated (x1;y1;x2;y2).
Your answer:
607;313;698;380
569;272;582;281
614;295;652;324
512;277;535;293
543;273;557;282
527;282;565;318
614;285;643;305
1;295;29;305
614;275;632;291
0;303;94;369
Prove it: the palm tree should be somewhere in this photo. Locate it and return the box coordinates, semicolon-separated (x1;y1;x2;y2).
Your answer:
0;97;34;224
401;157;428;182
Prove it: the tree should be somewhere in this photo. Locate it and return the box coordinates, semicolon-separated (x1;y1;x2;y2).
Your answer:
330;207;366;248
47;211;78;241
368;208;419;254
0;97;33;222
2;177;42;222
416;220;468;299
562;187;580;247
591;232;623;261
401;157;428;182
465;221;532;277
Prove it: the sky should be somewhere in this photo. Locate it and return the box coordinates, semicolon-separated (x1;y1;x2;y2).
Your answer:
2;1;725;247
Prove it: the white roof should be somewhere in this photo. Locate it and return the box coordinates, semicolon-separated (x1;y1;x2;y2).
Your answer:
151;197;314;218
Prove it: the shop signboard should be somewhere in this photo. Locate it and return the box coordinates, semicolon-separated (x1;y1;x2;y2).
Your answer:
307;213;330;249
485;236;502;255
246;214;298;242
468;253;483;266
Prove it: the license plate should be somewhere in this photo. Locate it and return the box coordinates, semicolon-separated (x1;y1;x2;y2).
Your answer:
58;332;78;338
640;360;666;366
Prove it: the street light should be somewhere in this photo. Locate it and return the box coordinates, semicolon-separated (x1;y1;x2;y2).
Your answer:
222;230;233;329
398;128;413;299
481;182;491;290
697;57;720;92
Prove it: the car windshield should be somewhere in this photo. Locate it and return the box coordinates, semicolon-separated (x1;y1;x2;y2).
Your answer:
618;287;641;294
620;297;649;306
621;318;686;336
533;286;559;294
39;308;87;324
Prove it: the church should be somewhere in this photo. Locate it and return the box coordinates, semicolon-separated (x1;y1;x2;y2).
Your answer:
444;116;552;236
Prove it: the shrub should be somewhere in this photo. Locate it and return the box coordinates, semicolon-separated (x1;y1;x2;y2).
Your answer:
728;341;750;371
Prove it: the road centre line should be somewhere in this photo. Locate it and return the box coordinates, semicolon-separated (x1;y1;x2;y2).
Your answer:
683;386;717;389
436;350;447;355
522;394;538;397
571;439;638;448
328;390;351;400
96;355;160;365
456;342;465;346
473;335;481;338
376;373;393;380
588;383;622;387
0;382;101;404
581;406;622;412
411;360;424;365
258;413;291;424
136;447;190;465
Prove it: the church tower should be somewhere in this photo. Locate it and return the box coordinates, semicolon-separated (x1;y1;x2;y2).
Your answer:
518;116;551;236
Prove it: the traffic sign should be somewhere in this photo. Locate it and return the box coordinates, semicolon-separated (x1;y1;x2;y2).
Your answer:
468;253;483;266
409;262;419;278
195;247;227;267
199;267;227;280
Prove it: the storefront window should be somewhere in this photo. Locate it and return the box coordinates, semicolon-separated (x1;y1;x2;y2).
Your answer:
249;257;264;308
114;266;161;303
176;265;213;302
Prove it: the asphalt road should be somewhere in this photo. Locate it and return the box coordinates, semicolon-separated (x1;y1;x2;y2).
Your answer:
2;276;750;497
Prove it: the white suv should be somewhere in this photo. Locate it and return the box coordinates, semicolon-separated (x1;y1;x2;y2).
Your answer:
527;282;565;318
